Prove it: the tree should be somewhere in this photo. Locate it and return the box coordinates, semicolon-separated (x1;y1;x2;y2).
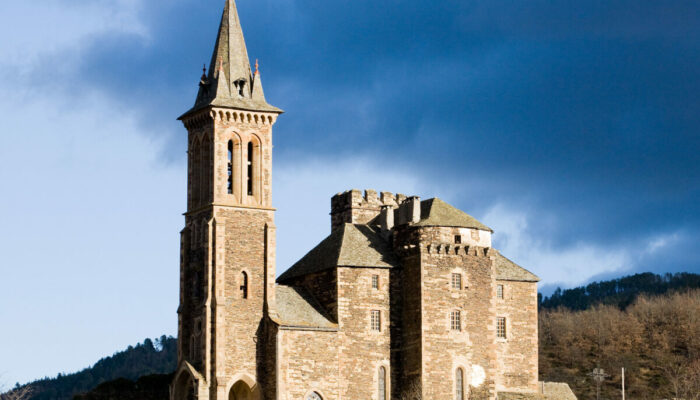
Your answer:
0;379;33;400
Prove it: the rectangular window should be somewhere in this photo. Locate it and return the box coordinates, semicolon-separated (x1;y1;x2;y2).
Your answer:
371;310;381;331
497;317;507;338
454;235;462;244
497;284;504;299
451;273;462;290
450;310;461;331
372;275;379;289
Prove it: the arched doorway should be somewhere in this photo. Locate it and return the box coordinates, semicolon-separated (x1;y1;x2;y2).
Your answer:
174;371;196;400
229;380;254;400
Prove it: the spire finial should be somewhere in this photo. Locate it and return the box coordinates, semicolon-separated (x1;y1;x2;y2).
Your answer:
255;59;259;75
202;64;206;75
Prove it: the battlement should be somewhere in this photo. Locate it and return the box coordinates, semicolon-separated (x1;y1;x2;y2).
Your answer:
396;242;493;257
330;189;410;230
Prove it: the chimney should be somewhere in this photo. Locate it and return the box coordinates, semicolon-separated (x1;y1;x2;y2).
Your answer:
380;205;394;232
398;196;421;225
407;196;421;223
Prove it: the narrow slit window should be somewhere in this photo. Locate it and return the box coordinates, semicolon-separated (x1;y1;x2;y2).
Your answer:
372;275;379;289
455;368;464;400
371;310;381;331
497;284;504;299
451;273;462;290
247;141;253;196
240;271;248;299
378;366;387;400
450;310;461;331
227;140;233;194
497;317;507;338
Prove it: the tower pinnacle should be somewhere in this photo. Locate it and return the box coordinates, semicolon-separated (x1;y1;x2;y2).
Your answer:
182;0;281;118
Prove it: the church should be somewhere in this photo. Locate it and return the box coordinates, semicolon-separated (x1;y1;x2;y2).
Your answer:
171;1;554;399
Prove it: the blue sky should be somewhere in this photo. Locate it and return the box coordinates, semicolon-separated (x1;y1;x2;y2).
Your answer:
0;0;698;387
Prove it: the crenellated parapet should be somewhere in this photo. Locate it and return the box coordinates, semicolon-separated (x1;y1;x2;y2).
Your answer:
396;242;493;257
330;189;410;230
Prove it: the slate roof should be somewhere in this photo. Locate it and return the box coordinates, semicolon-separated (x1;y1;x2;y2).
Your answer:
274;285;337;329
415;198;493;232
494;252;540;282
180;0;282;118
277;224;397;283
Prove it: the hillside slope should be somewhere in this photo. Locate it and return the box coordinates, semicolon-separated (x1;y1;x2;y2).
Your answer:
540;289;700;399
540;272;700;310
3;336;176;400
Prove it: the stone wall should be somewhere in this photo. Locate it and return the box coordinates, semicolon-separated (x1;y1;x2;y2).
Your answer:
394;225;499;400
495;280;539;393
277;329;340;400
391;253;423;398
337;267;392;399
217;206;273;384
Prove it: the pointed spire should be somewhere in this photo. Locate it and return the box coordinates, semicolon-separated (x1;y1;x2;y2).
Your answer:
208;0;252;89
251;59;266;103
182;0;281;118
214;58;231;98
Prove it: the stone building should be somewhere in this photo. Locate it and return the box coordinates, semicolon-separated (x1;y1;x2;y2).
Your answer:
171;1;570;399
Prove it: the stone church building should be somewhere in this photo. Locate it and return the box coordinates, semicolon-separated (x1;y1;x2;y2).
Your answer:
170;1;567;400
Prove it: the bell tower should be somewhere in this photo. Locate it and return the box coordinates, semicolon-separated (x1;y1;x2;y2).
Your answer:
172;1;282;399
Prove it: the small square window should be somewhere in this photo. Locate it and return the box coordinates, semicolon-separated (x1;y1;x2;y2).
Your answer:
450;310;461;331
497;284;504;299
455;235;462;244
371;310;381;331
497;317;507;338
372;275;379;289
451;273;462;290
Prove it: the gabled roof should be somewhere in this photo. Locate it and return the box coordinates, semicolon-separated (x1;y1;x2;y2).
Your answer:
277;224;397;283
494;252;540;282
414;198;493;232
180;0;281;118
274;285;337;329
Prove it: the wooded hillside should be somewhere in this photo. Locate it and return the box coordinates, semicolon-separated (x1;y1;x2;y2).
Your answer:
540;289;700;399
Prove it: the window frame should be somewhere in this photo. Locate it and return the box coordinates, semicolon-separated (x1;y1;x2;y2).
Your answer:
497;317;507;339
372;274;379;289
371;310;381;332
450;310;461;331
451;273;462;290
497;284;504;299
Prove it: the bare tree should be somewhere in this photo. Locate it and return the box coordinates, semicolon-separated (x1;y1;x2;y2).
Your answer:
0;386;33;400
398;379;422;400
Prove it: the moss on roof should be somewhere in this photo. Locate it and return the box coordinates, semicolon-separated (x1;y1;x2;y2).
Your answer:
273;285;337;329
494;252;539;282
414;198;493;231
277;224;397;283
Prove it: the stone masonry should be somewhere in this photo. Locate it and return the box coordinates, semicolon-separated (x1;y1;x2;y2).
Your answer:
170;1;576;400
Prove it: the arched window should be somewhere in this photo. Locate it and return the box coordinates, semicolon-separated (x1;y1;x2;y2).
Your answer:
378;366;387;400
227;140;234;195
240;271;248;299
246;141;254;196
455;368;464;400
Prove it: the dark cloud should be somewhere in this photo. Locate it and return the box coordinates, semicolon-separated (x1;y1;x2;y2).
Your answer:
36;0;700;281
